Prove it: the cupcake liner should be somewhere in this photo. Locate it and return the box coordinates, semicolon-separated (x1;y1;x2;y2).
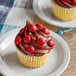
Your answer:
52;0;76;21
17;50;48;68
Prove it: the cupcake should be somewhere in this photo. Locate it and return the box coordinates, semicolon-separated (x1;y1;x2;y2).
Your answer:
14;20;54;68
52;0;76;21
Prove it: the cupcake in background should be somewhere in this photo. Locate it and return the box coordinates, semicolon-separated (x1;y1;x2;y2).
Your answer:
52;0;76;21
14;20;54;68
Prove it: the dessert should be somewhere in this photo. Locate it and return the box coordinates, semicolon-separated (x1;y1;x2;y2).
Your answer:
52;0;76;21
14;20;54;68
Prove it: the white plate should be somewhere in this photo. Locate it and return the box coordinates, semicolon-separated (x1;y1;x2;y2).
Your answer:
33;0;76;28
0;28;70;76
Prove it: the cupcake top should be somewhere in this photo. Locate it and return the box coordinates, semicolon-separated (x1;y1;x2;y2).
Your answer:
54;0;76;8
14;20;54;56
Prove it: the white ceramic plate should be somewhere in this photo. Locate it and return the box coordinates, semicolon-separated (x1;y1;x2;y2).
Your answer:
33;0;76;28
0;28;70;76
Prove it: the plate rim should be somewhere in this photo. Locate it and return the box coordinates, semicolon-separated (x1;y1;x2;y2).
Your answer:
33;0;76;28
0;28;70;76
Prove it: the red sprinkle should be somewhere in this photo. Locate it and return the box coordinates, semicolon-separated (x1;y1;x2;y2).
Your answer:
19;28;25;34
37;38;45;46
36;24;43;28
47;39;54;48
15;36;21;45
23;35;31;44
26;45;35;54
72;0;76;6
29;24;37;32
63;0;68;1
42;27;49;35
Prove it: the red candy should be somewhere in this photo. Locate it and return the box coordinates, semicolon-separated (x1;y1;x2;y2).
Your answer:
15;36;21;45
63;0;68;1
23;35;31;43
48;39;54;47
19;28;25;34
36;24;43;28
29;24;37;32
42;27;49;35
72;0;76;6
37;38;45;46
26;45;35;54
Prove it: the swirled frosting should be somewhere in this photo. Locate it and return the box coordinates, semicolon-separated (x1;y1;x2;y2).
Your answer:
54;0;74;8
15;21;54;56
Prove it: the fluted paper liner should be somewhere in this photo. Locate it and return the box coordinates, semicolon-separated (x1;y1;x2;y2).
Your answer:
52;0;76;21
17;50;48;68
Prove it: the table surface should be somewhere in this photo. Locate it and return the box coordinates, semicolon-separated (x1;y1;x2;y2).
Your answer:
0;0;76;75
61;30;76;76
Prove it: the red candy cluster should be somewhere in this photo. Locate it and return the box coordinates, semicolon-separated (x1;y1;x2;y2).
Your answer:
63;0;76;6
15;23;54;54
